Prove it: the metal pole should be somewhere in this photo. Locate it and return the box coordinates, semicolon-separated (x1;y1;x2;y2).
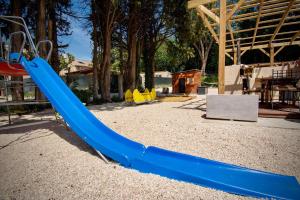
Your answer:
0;16;38;57
0;26;3;58
4;76;11;125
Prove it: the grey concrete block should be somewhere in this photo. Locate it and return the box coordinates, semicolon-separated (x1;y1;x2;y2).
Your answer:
206;95;259;122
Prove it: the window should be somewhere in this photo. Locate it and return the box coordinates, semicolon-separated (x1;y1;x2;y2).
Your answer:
187;77;194;84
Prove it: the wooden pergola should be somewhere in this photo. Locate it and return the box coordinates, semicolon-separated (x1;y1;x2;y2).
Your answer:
188;0;300;94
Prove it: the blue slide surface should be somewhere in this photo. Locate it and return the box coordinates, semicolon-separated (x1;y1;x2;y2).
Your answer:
19;56;300;199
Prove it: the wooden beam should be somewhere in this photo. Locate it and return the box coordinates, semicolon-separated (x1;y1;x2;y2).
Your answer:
225;52;233;61
225;41;300;52
260;15;300;25
226;30;299;43
230;7;300;22
232;4;290;20
237;38;241;64
197;5;220;23
290;30;300;44
270;0;296;43
212;0;285;12
259;48;270;57
240;49;247;56
274;46;285;56
197;10;219;43
188;0;217;9
252;0;264;48
227;38;293;48
270;46;274;66
218;0;226;94
219;21;300;35
233;50;237;64
227;23;235;48
226;0;246;21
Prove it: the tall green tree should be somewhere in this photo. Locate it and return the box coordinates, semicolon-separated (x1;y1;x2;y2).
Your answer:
93;0;122;102
141;0;175;89
189;11;213;74
124;0;141;90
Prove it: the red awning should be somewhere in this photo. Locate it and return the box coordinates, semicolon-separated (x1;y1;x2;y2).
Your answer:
0;61;27;76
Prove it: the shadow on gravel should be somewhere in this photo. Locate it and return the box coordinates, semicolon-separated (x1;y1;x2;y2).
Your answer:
0;120;97;158
174;99;206;111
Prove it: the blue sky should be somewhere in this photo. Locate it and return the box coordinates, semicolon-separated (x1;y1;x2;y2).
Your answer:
61;21;92;61
60;1;92;61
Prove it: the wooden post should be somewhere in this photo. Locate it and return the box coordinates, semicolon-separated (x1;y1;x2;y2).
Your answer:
270;46;274;66
237;38;241;65
233;50;237;65
218;0;226;94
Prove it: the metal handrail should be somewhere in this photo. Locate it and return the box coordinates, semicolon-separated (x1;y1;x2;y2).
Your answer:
8;31;26;63
0;16;38;57
36;40;53;61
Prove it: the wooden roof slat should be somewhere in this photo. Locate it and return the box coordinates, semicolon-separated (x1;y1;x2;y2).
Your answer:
270;0;296;43
197;5;220;23
188;0;300;58
212;15;300;27
261;1;290;10
252;0;264;49
225;30;299;43
226;38;295;48
220;21;300;35
228;23;235;48
196;9;219;43
188;0;217;9
259;15;300;25
230;6;300;22
225;40;300;52
212;0;295;13
290;31;300;44
226;0;246;21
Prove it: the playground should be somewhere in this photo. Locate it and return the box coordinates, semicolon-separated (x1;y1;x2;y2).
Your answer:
1;92;300;199
1;0;300;198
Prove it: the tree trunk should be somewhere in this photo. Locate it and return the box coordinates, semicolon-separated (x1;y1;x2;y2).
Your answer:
10;0;24;101
91;0;99;101
194;39;213;75
37;0;47;58
48;0;60;73
118;44;125;98
135;39;142;87
35;0;46;100
124;1;139;91
99;32;112;102
94;0;120;102
144;40;155;89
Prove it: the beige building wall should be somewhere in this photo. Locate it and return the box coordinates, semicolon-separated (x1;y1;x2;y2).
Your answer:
224;60;300;94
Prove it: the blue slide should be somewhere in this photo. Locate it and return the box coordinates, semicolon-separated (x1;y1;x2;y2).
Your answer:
19;56;300;199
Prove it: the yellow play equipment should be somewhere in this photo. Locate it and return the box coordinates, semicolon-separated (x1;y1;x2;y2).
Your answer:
125;88;156;104
124;89;133;102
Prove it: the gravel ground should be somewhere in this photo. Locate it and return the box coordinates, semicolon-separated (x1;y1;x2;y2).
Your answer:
0;96;300;200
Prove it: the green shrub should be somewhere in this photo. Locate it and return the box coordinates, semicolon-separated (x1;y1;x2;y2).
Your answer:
72;89;92;105
111;95;123;102
202;74;218;87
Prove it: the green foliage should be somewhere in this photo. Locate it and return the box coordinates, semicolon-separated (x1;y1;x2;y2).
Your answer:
59;53;75;71
111;95;123;102
166;41;195;72
155;43;172;71
202;74;218;87
72;89;92;105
